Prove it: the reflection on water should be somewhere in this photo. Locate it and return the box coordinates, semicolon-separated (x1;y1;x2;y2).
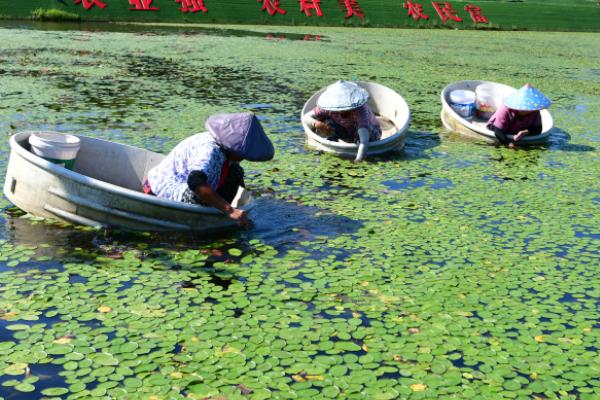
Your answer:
0;20;327;41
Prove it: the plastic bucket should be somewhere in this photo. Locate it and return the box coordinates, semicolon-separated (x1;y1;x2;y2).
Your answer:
475;83;500;120
28;131;80;170
449;90;476;121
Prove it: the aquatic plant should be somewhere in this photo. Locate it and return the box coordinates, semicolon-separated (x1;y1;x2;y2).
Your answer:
0;23;598;399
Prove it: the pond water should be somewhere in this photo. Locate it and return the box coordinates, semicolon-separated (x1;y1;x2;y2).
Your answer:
0;23;598;399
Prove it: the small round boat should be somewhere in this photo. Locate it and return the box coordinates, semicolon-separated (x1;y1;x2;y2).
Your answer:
440;80;553;144
3;131;253;233
301;81;410;158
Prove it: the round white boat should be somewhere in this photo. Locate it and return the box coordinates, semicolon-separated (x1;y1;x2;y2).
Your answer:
301;81;410;158
3;131;253;233
440;80;553;144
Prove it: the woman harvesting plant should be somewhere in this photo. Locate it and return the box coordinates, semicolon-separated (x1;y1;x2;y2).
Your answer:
487;84;552;148
302;80;381;161
144;112;274;228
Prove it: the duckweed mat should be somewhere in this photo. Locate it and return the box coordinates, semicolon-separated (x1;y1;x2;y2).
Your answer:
0;24;599;399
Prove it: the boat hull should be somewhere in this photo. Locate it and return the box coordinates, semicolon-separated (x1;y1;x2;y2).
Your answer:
301;82;411;158
3;132;253;233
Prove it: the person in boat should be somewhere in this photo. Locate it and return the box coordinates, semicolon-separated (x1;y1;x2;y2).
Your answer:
144;112;274;228
487;84;551;148
302;80;381;161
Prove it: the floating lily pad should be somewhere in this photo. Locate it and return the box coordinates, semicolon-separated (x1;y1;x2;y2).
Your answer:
14;382;36;392
0;25;598;400
41;387;69;396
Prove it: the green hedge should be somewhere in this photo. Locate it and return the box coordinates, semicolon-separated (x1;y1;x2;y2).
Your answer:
1;0;599;31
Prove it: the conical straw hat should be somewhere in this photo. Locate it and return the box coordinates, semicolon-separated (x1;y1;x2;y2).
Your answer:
503;84;552;111
206;112;274;161
317;80;369;112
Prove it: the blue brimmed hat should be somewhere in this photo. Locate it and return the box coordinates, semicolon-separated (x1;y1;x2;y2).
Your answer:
317;80;369;112
503;84;552;111
206;112;274;161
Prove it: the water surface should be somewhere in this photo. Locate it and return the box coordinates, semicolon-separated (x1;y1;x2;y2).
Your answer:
0;24;598;399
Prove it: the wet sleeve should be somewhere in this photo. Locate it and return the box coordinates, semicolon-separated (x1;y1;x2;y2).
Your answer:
490;125;511;145
529;112;543;135
187;170;208;192
355;106;372;130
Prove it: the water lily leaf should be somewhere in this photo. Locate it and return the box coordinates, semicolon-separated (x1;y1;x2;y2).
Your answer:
41;387;69;396
124;377;143;388
15;382;36;392
94;353;119;366
335;342;362;352
410;383;427;392
46;344;73;355
4;363;28;375
6;324;29;331
322;386;341;397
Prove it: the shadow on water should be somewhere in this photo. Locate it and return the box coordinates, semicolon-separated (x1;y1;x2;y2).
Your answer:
246;196;361;251
366;131;442;163
544;128;596;152
1;195;361;265
442;125;596;153
0;20;327;41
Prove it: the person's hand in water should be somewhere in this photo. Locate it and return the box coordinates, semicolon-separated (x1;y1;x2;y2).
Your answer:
227;208;250;229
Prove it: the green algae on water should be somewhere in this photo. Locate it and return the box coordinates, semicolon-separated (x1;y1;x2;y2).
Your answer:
0;24;599;399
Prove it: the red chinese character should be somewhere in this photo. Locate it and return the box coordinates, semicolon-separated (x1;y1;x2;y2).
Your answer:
431;2;462;22
299;0;323;17
129;0;159;11
177;0;208;13
464;4;489;24
304;35;321;42
340;0;364;19
403;1;428;21
303;34;322;41
74;0;106;10
265;34;286;41
259;0;287;15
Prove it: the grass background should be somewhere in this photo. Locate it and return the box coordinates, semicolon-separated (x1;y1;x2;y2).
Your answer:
1;0;600;31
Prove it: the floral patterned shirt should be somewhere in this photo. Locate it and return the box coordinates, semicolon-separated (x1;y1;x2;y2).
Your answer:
147;133;225;202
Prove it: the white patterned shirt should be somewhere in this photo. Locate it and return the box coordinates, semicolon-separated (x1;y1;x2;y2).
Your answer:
147;133;225;201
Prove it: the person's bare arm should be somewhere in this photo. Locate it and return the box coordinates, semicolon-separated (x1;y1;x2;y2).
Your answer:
303;110;332;136
194;184;249;228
